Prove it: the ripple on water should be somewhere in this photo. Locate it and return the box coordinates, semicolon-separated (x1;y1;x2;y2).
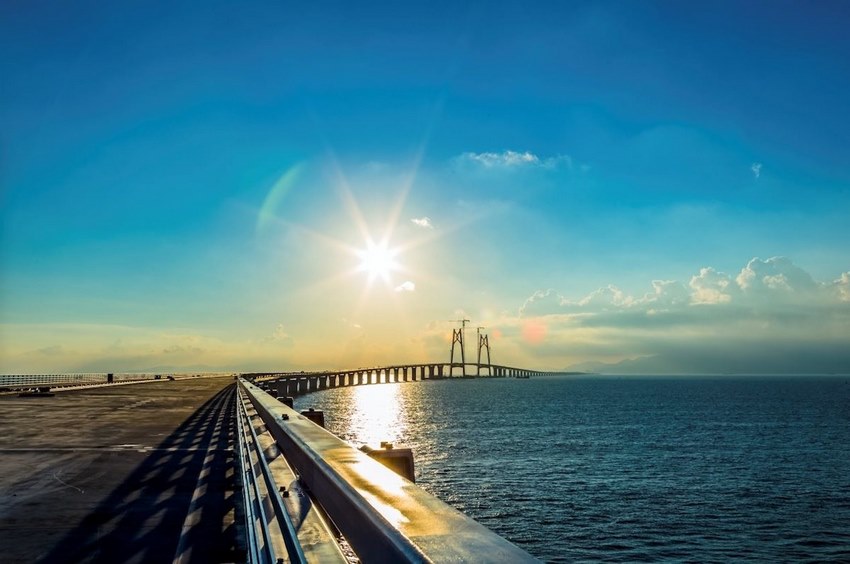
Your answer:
297;376;850;562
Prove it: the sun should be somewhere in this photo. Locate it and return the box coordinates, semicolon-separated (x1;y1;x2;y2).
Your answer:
356;241;399;282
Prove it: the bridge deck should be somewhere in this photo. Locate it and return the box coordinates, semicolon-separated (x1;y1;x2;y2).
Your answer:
0;375;240;563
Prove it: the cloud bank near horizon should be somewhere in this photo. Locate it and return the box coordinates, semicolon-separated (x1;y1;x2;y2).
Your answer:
516;257;850;374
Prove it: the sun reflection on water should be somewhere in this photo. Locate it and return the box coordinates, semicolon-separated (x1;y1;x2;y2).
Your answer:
346;383;409;448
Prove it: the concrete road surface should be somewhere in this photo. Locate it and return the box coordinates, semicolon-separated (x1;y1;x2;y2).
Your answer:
0;375;242;563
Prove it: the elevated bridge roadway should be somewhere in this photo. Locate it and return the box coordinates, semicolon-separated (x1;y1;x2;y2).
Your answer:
0;366;543;562
247;362;546;397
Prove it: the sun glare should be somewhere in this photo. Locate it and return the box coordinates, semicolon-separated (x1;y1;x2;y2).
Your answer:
357;241;399;282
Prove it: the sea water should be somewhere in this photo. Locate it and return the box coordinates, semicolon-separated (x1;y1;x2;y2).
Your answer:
294;375;850;562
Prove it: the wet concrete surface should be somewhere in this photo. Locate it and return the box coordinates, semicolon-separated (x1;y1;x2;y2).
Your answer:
0;376;241;563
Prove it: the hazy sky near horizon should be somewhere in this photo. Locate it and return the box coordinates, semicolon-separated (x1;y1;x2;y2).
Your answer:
2;1;849;373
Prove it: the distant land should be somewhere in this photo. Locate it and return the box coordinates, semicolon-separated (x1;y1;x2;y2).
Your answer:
566;353;850;376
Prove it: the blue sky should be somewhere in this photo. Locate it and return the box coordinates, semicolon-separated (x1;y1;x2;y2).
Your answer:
2;1;849;373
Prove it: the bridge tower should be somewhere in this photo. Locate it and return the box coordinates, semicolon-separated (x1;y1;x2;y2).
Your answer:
476;327;492;376
449;318;470;376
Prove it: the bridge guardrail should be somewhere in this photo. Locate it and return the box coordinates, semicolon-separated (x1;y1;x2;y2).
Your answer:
236;385;308;564
239;378;540;563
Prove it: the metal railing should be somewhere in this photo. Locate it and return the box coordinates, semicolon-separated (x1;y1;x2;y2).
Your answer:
236;385;308;564
0;373;155;388
236;385;349;563
239;379;540;563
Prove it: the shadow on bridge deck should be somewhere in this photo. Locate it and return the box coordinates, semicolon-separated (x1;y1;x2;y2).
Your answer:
34;385;241;563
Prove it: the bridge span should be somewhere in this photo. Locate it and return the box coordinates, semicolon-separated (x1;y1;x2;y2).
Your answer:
246;362;547;397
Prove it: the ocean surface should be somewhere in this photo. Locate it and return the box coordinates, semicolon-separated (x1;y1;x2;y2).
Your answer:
294;375;850;562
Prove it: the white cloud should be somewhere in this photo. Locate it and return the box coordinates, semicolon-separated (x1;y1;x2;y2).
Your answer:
524;257;836;319
638;280;690;308
342;318;362;329
735;256;817;296
690;267;734;304
751;162;762;179
271;323;291;341
261;324;294;346
456;150;572;170
578;285;632;309
411;217;433;229
833;272;850;302
519;285;634;317
394;281;416;292
519;289;564;317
